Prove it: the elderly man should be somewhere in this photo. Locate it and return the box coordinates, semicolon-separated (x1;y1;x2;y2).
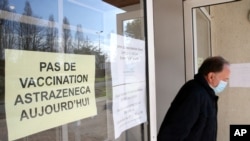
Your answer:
158;56;231;141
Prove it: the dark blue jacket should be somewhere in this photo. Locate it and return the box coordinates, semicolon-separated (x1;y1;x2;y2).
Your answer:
158;74;218;141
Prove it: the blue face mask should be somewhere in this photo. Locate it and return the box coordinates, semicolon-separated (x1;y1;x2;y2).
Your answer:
212;80;228;94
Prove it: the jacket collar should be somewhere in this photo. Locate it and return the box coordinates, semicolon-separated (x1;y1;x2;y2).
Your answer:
194;73;218;99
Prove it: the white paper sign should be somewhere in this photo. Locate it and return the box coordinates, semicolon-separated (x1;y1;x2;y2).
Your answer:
5;49;97;140
110;34;147;139
112;83;147;138
229;63;250;87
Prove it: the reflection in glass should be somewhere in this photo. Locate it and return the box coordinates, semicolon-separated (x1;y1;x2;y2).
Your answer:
194;8;211;69
0;0;147;140
123;18;143;40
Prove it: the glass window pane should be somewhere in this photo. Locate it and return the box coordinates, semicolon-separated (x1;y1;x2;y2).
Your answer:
0;0;148;141
195;8;211;68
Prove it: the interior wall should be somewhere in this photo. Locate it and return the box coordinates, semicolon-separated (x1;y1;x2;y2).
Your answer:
211;0;250;141
153;0;185;132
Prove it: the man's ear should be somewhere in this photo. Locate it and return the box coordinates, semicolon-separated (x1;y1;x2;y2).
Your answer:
206;72;214;84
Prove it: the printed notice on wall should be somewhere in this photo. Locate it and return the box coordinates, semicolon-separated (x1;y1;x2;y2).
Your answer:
229;63;250;88
110;34;147;139
5;49;97;141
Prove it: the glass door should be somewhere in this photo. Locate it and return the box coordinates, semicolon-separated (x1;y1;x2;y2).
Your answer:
115;9;147;141
184;1;249;141
183;0;238;80
0;0;150;141
192;7;211;73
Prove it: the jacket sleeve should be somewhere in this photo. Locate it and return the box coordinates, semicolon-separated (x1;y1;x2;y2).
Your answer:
158;85;203;141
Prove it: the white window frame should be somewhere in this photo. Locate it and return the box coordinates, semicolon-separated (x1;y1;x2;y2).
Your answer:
145;0;157;140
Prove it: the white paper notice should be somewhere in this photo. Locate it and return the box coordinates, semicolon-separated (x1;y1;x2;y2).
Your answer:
110;34;147;139
229;63;250;87
112;83;147;138
5;50;97;140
